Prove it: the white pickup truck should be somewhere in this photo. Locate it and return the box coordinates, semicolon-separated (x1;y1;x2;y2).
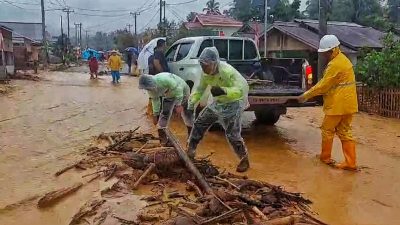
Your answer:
166;36;314;125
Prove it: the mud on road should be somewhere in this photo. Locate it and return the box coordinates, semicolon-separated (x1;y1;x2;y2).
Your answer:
0;69;399;225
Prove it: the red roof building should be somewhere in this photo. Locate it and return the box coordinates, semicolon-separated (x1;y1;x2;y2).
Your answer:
184;13;243;37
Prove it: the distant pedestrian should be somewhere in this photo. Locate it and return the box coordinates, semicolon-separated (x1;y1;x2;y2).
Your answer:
148;39;169;75
107;50;123;84
88;54;99;79
127;51;133;75
147;39;169;115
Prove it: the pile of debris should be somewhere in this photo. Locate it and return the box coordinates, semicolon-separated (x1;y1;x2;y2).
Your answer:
10;71;41;81
42;127;328;225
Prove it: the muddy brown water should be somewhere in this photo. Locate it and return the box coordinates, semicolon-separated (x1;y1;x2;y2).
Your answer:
0;70;399;225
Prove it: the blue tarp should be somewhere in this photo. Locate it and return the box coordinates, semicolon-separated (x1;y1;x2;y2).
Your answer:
82;49;102;60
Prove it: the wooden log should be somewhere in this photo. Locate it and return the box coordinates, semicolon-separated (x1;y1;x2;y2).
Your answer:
264;215;301;225
252;206;268;220
69;199;106;225
132;163;156;190
187;180;203;197
200;208;242;225
54;161;82;177
38;182;83;208
164;128;214;195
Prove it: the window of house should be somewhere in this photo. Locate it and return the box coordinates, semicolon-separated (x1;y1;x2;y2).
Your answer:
229;40;243;60
176;43;193;61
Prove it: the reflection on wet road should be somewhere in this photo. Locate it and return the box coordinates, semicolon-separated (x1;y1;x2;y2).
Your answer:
0;70;399;225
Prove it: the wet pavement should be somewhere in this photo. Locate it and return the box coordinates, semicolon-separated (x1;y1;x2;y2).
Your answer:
0;68;399;225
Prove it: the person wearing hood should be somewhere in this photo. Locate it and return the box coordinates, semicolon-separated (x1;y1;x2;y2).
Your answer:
139;73;193;145
108;50;123;84
186;47;250;173
298;35;358;170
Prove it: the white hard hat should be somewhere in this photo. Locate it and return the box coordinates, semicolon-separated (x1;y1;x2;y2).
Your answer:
318;35;340;52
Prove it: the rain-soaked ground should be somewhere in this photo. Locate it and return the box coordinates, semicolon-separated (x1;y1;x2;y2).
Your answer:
0;67;399;225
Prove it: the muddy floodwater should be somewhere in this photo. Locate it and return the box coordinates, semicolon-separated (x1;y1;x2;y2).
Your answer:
0;69;399;225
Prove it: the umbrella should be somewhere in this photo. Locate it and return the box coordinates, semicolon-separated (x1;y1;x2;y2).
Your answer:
125;47;139;55
137;37;166;73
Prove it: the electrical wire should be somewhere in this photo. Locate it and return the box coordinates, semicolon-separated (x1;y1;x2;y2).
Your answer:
167;0;197;6
139;9;160;32
167;6;184;22
73;12;130;17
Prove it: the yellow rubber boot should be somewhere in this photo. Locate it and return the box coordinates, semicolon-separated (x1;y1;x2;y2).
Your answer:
320;140;335;165
336;141;357;170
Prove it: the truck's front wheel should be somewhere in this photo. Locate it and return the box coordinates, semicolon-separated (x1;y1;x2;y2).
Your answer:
255;110;281;125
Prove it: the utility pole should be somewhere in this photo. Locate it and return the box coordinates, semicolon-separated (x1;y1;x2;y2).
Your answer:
130;12;140;47
263;0;268;58
60;16;64;51
79;23;82;47
63;8;74;49
85;30;89;48
127;24;133;33
318;0;329;80
163;1;166;36
40;0;48;65
74;23;78;46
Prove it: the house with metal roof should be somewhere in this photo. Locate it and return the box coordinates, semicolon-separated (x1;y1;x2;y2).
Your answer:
0;21;44;42
0;25;15;78
184;13;243;37
258;19;390;65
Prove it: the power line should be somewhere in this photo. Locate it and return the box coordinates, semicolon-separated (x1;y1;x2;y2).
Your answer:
140;9;160;32
167;6;184;22
166;0;197;6
73;12;129;17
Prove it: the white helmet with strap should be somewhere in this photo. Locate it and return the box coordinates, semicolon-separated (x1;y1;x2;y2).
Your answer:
318;35;340;52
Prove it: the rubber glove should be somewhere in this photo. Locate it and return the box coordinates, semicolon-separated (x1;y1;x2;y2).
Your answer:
211;86;226;97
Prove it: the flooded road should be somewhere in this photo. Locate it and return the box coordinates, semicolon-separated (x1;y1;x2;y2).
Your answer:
0;69;399;225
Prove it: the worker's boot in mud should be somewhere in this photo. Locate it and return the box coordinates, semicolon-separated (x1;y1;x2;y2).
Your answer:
236;156;250;173
336;141;357;171
186;141;198;160
320;140;335;166
157;129;173;147
232;141;250;172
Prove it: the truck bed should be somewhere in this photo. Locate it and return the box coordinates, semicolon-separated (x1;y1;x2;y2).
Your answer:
249;85;305;96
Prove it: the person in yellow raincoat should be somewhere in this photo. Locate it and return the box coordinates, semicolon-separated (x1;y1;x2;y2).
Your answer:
298;35;358;170
107;50;123;84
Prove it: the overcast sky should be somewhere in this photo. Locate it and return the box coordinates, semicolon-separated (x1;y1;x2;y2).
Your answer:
0;0;307;36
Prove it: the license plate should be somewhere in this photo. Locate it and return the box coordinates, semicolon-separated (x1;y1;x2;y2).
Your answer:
248;97;287;105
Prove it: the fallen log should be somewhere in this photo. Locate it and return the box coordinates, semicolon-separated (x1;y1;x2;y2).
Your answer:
200;208;242;225
132;163;156;190
69;199;106;225
265;215;301;225
54;161;82;177
38;183;83;208
187;180;204;198
164;128;214;195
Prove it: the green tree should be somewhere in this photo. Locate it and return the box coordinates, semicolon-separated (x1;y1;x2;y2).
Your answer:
203;0;220;14
186;12;197;22
304;0;319;19
356;33;400;87
229;0;256;22
270;0;302;21
387;0;400;23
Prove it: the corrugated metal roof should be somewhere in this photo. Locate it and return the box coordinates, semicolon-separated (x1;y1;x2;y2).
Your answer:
195;14;243;27
269;22;357;53
295;19;387;49
0;22;43;42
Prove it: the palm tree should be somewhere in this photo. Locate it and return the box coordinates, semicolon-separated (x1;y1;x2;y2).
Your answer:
203;0;221;15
